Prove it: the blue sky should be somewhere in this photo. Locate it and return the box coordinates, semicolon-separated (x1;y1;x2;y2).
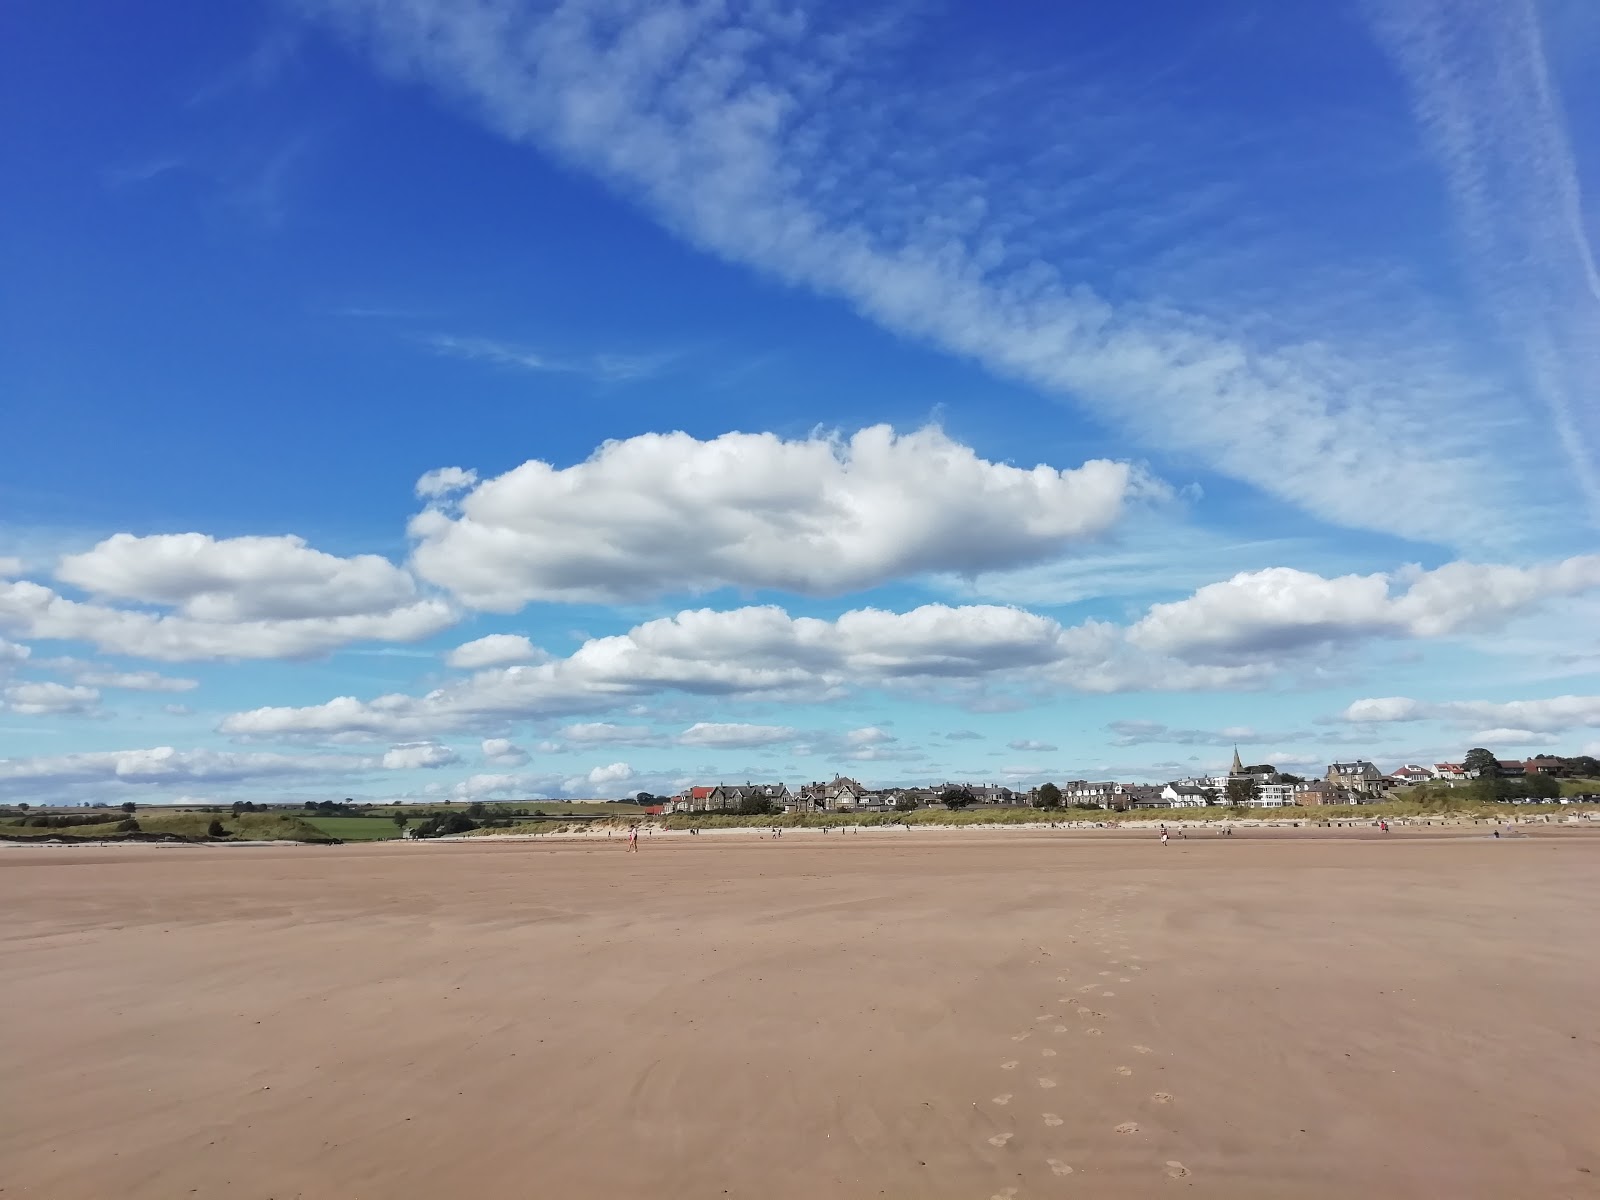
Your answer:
3;0;1598;804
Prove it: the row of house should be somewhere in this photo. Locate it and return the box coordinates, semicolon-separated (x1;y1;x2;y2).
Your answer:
662;777;1023;815
659;751;1587;817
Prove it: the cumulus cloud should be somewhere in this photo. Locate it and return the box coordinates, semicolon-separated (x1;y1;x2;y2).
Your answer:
1129;556;1600;661
415;466;478;499
0;745;375;798
3;681;101;716
445;633;547;669
56;533;420;622
218;600;1266;741
1342;694;1600;736
845;726;896;747
0;577;454;662
558;722;661;745
481;737;529;766
0;638;29;665
75;670;199;692
408;425;1157;608
1107;720;1258;747
678;722;798;748
381;741;461;770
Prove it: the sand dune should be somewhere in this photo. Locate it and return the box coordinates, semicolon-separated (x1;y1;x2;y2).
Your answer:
3;829;1598;1198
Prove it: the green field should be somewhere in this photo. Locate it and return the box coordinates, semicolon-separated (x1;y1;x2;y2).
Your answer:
301;815;404;841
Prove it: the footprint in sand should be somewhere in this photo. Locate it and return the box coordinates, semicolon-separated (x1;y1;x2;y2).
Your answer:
1042;1113;1064;1127
1077;984;1099;993
1011;1032;1031;1042
1078;1008;1102;1019
1119;977;1132;983
1151;1092;1173;1104
987;1132;1014;1148
1084;1027;1102;1036
1131;1044;1153;1054
1057;974;1071;982
1046;1158;1075;1176
1040;1048;1057;1058
1037;1077;1057;1089
991;1189;1019;1199
1099;971;1112;977
1114;1122;1140;1135
1102;991;1116;998
1035;1014;1057;1022
992;1094;1013;1106
1001;1060;1020;1070
1114;1066;1132;1076
1165;1161;1191;1179
1052;1025;1070;1034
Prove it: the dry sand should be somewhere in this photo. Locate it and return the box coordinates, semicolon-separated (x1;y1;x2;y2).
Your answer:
3;827;1598;1199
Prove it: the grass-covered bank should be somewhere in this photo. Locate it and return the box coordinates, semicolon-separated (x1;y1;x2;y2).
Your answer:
0;810;339;843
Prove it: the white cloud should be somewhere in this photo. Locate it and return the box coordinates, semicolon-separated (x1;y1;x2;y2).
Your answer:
1468;728;1562;747
0;577;455;662
1340;697;1428;724
57;532;420;622
1370;0;1600;516
426;334;670;384
679;722;798;748
0;557;23;578
845;726;896;747
1007;738;1058;752
0;637;29;665
305;0;1546;546
569;762;634;793
481;737;529;766
75;670;199;693
381;741;461;770
415;466;478;499
445;633;547;669
218;599;1268;741
1129;556;1600;661
558;722;661;745
0;745;375;797
162;703;193;716
1340;694;1600;736
3;681;101;716
408;425;1155;608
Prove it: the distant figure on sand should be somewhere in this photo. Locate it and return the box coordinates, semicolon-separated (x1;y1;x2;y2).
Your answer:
627;825;639;853
1160;829;1169;847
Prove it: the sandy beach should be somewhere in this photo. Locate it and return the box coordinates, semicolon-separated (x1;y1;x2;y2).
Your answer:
4;828;1598;1199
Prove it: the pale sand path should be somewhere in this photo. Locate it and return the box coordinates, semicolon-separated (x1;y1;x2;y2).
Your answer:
2;831;1598;1198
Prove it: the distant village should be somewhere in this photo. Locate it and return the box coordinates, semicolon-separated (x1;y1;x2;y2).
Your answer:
651;750;1600;816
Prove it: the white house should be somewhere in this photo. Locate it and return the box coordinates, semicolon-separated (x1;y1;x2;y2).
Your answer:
1161;783;1211;807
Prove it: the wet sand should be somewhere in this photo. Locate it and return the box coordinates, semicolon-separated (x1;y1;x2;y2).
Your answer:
3;829;1598;1198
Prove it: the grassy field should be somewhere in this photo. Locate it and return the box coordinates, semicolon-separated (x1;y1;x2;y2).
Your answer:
301;816;404;841
0;811;337;842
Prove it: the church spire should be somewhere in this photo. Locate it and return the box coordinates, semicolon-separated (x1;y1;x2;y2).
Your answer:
1230;745;1244;774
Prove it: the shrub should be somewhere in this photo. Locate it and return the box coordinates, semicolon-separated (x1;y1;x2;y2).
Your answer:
207;819;227;837
116;818;140;833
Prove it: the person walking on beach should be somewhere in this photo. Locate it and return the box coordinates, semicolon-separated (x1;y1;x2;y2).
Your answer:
1160;828;1169;847
627;825;639;853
